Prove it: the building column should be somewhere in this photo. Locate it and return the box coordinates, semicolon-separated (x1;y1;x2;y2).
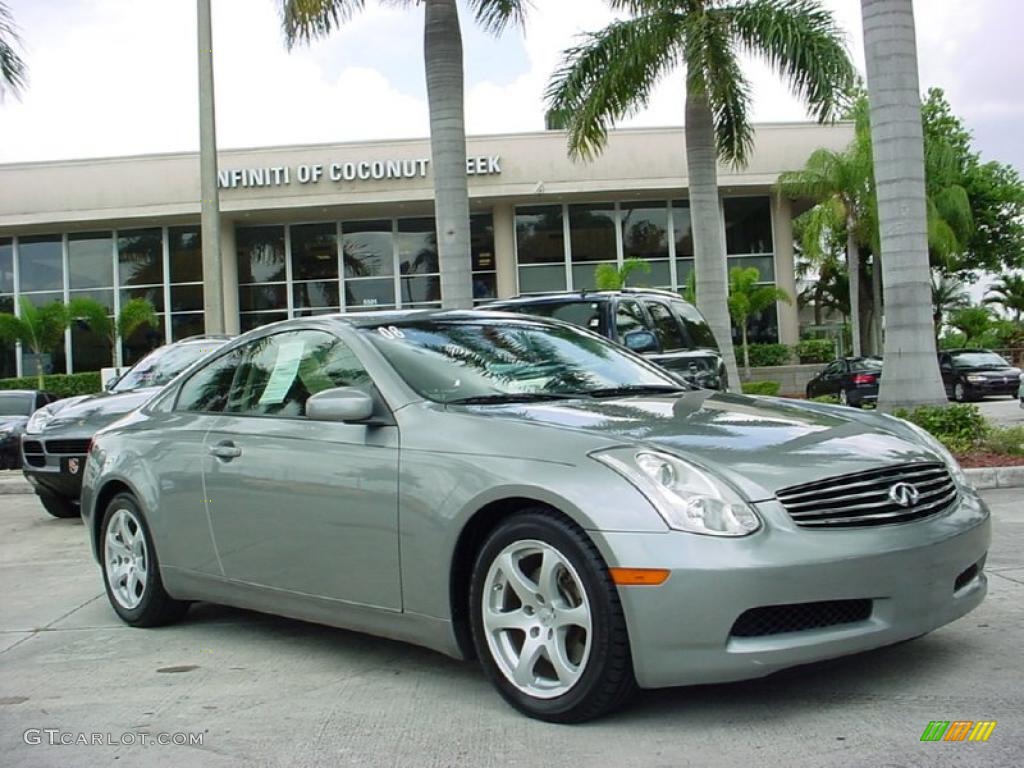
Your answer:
219;218;239;335
492;202;516;298
772;193;800;346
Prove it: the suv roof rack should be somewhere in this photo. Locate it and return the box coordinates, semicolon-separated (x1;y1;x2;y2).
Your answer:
179;334;234;342
618;287;685;299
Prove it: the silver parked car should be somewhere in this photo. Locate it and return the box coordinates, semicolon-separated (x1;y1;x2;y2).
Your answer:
81;312;990;722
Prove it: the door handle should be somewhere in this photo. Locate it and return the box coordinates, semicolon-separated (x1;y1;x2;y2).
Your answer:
209;441;241;460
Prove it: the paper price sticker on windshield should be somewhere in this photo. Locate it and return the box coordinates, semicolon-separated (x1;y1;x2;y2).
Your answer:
258;341;305;404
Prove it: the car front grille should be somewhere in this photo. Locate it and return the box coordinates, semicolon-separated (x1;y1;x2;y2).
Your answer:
44;439;92;455
23;440;44;455
730;599;873;638
776;462;957;528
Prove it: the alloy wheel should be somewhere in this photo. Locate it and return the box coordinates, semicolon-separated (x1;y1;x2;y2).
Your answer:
481;539;592;699
104;507;148;610
955;382;965;402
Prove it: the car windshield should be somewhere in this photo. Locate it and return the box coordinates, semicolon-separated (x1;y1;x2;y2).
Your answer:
850;357;883;371
112;341;226;393
363;319;677;403
672;301;719;349
502;301;607;336
0;392;34;416
951;352;1010;368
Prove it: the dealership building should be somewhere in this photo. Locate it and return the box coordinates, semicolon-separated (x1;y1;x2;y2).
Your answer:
0;122;852;378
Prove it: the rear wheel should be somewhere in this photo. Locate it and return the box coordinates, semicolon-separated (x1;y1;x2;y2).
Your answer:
38;491;79;519
469;510;635;723
100;494;187;627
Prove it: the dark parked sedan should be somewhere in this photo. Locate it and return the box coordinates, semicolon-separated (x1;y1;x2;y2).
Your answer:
805;357;882;408
0;390;60;469
22;335;230;518
939;349;1022;402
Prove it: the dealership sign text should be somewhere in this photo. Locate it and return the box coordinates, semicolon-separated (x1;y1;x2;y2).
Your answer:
218;155;501;189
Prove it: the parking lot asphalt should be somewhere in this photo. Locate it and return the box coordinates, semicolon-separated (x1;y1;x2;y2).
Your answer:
978;397;1024;428
1;490;1022;767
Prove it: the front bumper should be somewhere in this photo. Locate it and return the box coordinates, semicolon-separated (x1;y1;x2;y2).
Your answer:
21;435;88;500
594;489;990;689
965;380;1018;397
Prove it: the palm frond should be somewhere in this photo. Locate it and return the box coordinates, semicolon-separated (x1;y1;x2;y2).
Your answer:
280;0;366;49
117;298;158;341
469;0;530;35
546;14;688;161
68;297;113;345
0;1;27;98
727;0;855;122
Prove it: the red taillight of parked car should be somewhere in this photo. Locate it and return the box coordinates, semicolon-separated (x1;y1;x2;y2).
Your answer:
852;373;877;385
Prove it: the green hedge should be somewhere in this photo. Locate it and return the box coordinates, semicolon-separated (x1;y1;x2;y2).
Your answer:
891;404;988;454
747;343;792;367
742;381;781;396
795;338;836;364
0;372;103;397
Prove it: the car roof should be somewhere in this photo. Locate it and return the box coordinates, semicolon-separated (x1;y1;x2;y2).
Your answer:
0;389;48;395
486;288;686;305
242;308;540;333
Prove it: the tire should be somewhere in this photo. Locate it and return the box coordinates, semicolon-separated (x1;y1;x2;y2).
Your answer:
839;388;850;407
469;509;636;723
38;491;80;519
100;493;187;627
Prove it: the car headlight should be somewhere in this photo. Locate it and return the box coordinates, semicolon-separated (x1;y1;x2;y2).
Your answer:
25;405;57;435
966;374;985;382
0;427;10;439
883;415;972;489
592;448;761;536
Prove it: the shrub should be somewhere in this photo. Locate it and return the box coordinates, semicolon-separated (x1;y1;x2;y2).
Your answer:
891;404;988;454
0;372;103;398
809;394;840;404
747;343;792;367
795;338;836;364
982;426;1024;457
742;381;781;396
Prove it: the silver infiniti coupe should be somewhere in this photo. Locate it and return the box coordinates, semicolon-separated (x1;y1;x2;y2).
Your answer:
81;311;990;722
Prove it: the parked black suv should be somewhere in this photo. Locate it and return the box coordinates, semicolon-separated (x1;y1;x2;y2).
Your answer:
485;289;727;389
939;349;1022;402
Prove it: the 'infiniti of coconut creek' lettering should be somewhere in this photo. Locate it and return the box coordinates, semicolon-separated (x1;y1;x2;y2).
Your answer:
217;155;501;189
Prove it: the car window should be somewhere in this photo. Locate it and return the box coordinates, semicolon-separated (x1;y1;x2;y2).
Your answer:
950;351;1010;368
644;301;686;351
849;357;883;371
823;361;843;376
225;330;371;418
0;392;34;416
112;340;226;392
614;300;646;341
506;301;606;335
671;300;719;349
176;349;243;413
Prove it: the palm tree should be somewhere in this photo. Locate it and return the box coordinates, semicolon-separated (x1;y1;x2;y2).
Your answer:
0;299;70;387
728;266;791;375
983;273;1024;322
281;0;528;310
0;1;26;99
547;0;854;393
779;98;873;355
595;258;652;290
930;275;969;336
860;0;947;407
948;306;993;347
69;297;158;366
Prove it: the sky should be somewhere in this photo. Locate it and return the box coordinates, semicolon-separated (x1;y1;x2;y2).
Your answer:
1;0;1022;171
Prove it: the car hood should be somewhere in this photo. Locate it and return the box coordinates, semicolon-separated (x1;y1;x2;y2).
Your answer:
957;366;1021;376
469;391;939;501
0;415;29;431
43;388;161;433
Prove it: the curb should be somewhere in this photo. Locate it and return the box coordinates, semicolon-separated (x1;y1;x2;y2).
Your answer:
963;466;1024;491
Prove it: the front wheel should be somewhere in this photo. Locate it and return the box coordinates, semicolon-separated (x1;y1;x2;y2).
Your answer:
954;381;969;402
469;510;636;723
100;494;188;627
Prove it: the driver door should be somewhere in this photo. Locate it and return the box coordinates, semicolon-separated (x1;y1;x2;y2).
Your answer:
201;329;401;610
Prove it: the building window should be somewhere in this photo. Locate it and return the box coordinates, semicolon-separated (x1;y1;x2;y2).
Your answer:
342;220;394;311
398;218;441;307
471;214;496;303
169;226;205;339
237;225;287;332
620;202;672;288
568;203;616;291
724;197;773;256
291;223;339;317
0;238;14;377
515;205;566;294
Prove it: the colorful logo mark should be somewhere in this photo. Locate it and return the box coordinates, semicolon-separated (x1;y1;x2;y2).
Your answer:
920;721;997;742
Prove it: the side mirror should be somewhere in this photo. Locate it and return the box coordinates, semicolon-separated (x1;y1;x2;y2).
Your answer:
623;329;659;354
306;387;374;423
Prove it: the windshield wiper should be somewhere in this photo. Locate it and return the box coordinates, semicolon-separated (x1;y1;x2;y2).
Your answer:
445;393;579;405
577;384;692;399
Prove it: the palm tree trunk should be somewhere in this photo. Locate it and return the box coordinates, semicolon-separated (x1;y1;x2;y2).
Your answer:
871;253;883;352
685;88;741;392
861;0;947;407
424;0;473;309
742;323;750;377
846;221;861;357
33;347;44;389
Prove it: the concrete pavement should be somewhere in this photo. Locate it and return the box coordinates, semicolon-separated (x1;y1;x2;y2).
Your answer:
978;396;1024;427
1;491;1022;767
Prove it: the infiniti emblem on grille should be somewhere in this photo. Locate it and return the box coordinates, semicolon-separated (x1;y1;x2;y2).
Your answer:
889;482;921;508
